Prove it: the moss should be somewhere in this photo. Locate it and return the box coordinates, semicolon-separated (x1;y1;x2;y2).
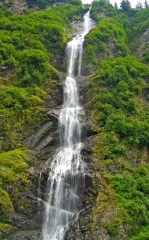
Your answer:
0;149;28;174
0;149;32;223
0;223;17;240
0;188;14;222
0;223;16;231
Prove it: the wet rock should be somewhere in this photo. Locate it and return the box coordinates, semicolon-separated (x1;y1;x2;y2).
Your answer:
82;136;94;155
72;21;84;37
72;18;95;38
76;173;85;199
76;76;89;102
12;212;29;229
59;72;67;81
0;225;17;240
9;230;42;240
11;211;43;231
78;108;86;124
24;121;53;148
36;135;53;149
84;174;92;190
86;120;97;136
47;108;61;120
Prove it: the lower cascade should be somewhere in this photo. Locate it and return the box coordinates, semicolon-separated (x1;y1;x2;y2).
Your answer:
41;10;92;240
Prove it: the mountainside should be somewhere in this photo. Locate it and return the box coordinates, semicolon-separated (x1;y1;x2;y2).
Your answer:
1;0;149;239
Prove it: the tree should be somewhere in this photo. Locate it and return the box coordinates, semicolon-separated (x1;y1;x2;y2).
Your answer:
120;0;131;12
144;0;149;8
136;1;143;10
114;1;118;10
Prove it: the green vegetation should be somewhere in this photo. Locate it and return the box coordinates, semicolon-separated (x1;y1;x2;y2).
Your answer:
0;187;14;222
83;0;149;238
109;164;149;237
0;4;83;151
26;0;82;10
84;0;149;66
1;0;149;238
83;0;131;67
84;17;129;66
0;2;83;234
87;54;149;239
91;56;149;145
0;149;30;222
130;225;149;239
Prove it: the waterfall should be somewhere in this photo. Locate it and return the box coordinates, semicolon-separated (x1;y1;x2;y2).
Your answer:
42;10;92;240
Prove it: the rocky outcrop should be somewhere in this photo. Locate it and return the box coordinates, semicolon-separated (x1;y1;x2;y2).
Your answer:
0;0;28;13
24;121;54;149
11;0;28;13
133;26;149;63
9;230;41;240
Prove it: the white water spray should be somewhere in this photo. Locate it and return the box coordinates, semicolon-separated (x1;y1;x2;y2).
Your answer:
42;10;92;240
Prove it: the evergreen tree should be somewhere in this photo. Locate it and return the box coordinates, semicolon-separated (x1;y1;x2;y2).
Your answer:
114;1;118;10
144;0;149;8
120;0;131;12
136;1;143;9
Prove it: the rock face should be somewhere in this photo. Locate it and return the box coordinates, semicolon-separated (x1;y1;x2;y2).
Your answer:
0;0;28;13
133;26;149;63
11;0;28;13
24;121;54;149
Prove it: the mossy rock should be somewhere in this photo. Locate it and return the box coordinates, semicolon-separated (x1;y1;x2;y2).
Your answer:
0;188;14;222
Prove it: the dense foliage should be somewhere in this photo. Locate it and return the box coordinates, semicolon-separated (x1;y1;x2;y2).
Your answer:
83;0;149;66
0;4;83;150
87;55;149;237
84;0;149;239
1;0;149;239
0;3;83;235
1;0;82;11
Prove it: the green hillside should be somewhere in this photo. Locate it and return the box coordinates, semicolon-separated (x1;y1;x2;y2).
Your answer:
82;0;149;239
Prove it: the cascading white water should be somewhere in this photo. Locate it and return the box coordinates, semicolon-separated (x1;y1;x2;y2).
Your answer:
42;10;92;240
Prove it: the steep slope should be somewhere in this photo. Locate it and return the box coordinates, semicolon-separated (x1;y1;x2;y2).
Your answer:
0;4;84;239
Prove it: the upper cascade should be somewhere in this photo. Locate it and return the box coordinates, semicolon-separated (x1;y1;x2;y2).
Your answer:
67;10;92;77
